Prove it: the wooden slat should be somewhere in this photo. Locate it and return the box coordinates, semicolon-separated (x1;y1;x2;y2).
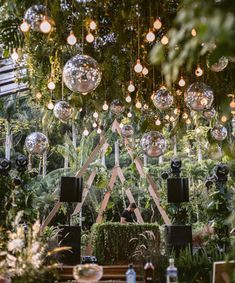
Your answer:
40;201;62;232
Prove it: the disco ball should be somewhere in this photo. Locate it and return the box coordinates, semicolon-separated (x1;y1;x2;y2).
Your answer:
110;99;125;115
140;131;166;157
63;54;102;94
53;101;73;122
185;82;214;111
211;124;227;141
208;56;228;72
203;108;216;120
153;88;173;110
121;125;134;138
25;132;49;155
24;5;46;31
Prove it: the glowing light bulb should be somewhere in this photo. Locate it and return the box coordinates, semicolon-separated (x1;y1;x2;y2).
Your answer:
92;122;97;128
146;29;155;42
191;28;197;37
186;118;191;125
93;112;99;118
176;89;182;96
119;123;124;128
170;116;175;122
11;49;19;61
134;59;143;73
79;107;83;112
142;67;149;75
143;104;149;110
86;32;94;43
125;95;132;103
47;101;54;110
182;113;188;119
155;119;161;125
20;19;30;32
89;20;97;30
185;148;190;153
195;128;201;134
174;108;180;115
67;31;77;46
230;100;235;109
127;112;132;118
83;128;89;136
127;81;135;92
102;101;109;111
178;77;186;87
165;115;170;120
97;127;102;134
161;35;169;45
195;65;203;77
48;81;56;90
135;101;142;109
82;92;88;96
36;92;42;99
221;115;227;123
40;17;52;34
153;18;162;30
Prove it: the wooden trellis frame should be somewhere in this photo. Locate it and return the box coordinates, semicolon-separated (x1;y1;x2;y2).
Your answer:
41;120;171;231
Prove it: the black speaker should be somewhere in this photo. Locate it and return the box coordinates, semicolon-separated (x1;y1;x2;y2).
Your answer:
60;176;83;202
167;177;189;203
165;225;192;255
58;226;81;265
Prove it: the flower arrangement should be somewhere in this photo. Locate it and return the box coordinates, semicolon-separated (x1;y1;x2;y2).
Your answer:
0;214;58;283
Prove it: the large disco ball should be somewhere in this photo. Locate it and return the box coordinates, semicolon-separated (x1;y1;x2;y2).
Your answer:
185;82;214;111
153;88;173;110
203;108;216;120
211;124;227;141
140;131;166;157
63;54;102;94
121;125;134;138
24;5;46;31
207;56;228;72
53;101;73;122
110;99;125;115
25;132;49;155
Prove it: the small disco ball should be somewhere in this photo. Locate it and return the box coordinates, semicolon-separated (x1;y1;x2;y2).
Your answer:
24;5;47;31
25;132;49;155
203;108;216;120
0;158;11;174
53;101;73;122
63;54;102;94
207;56;228;72
110;99;125;115
185;82;214;111
121;125;134;138
211;124;228;141
140;131;166;158
153;88;173;110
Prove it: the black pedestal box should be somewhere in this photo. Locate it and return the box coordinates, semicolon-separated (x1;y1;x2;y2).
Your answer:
165;225;192;255
60;176;83;202
167;177;189;203
58;226;81;265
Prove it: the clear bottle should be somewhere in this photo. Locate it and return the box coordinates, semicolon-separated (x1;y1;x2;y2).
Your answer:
126;264;136;283
144;256;155;283
166;258;178;283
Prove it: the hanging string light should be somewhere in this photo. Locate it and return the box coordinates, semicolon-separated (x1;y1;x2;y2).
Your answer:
67;31;77;46
20;19;30;32
142;67;149;76
36;92;42;99
143;103;149;110
83;128;89;136
134;59;143;73
47;100;54;110
146;29;155;42
221;115;227;123
102;101;109;111
155;118;161;125
186;118;191;125
97;127;102;134
125;95;132;103
89;20;97;30
191;28;197;37
178;76;186;87
161;35;169;45
127;81;135;92
40;16;52;34
92;122;97;128
127;112;132;118
153;18;162;30
93;111;99;119
195;65;203;77
135;100;142;109
182;113;188;119
86;32;95;43
134;9;143;73
47;80;56;90
176;89;182;96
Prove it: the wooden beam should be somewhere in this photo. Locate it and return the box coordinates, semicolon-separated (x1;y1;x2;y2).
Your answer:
41;201;62;232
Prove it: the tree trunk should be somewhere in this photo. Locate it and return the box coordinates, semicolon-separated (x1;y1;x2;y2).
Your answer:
5;119;11;160
42;151;47;178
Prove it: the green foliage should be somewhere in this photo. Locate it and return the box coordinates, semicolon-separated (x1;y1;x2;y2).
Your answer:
91;222;160;265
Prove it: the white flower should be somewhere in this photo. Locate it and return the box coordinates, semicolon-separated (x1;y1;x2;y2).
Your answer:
6;254;17;268
31;253;41;268
7;239;24;252
32;221;40;239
